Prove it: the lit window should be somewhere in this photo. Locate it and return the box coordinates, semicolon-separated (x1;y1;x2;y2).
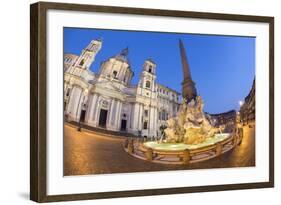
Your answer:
146;81;151;88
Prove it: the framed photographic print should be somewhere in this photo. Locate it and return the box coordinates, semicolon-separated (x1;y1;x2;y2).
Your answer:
30;1;274;202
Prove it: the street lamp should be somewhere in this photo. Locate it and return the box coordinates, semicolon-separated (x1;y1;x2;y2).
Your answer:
239;100;244;107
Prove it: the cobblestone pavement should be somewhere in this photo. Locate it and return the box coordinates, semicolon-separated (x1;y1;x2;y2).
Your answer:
64;124;255;176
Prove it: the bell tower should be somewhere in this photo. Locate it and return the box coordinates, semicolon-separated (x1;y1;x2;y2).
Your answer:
138;59;156;93
74;38;102;70
179;39;197;103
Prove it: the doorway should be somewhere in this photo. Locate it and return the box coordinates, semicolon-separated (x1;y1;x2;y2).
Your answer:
99;109;108;127
121;119;127;131
80;110;86;122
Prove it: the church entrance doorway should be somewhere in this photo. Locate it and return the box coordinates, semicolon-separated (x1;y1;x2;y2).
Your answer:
99;109;108;127
80;110;86;122
121;119;127;131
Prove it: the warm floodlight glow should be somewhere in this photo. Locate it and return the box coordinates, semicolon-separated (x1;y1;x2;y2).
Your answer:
84;88;89;95
239;100;244;106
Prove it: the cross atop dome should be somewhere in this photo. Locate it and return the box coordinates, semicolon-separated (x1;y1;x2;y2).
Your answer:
114;47;130;64
120;47;129;56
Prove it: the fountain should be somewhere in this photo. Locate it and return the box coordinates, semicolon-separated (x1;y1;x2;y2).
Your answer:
164;96;217;144
143;96;226;151
124;96;241;164
123;39;243;164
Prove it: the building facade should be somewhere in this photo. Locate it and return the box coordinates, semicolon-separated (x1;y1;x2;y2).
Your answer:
64;39;180;137
209;110;237;133
240;79;255;125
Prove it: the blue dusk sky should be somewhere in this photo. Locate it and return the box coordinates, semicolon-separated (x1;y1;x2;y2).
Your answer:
64;27;255;114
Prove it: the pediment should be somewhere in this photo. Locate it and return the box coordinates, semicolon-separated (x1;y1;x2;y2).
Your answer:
94;80;122;92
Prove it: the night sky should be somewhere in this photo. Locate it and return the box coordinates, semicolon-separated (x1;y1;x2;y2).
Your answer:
64;27;255;114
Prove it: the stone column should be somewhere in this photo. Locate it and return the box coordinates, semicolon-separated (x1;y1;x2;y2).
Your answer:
113;101;121;130
129;103;134;129
111;100;117;125
116;102;123;130
133;103;139;130
138;104;143;130
76;94;85;121
84;94;93;122
108;99;115;126
67;86;82;121
87;94;98;125
93;95;101;123
153;107;158;136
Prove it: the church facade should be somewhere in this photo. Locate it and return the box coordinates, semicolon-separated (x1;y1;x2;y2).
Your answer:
64;39;181;137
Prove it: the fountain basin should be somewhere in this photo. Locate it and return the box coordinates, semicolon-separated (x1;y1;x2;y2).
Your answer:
124;132;242;165
143;133;230;152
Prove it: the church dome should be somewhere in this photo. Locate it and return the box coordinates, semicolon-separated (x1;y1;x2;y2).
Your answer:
99;47;134;85
113;47;130;64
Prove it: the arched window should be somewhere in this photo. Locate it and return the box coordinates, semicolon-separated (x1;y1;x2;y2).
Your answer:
143;121;148;130
113;70;118;78
79;59;85;66
161;110;168;121
148;65;153;73
145;80;151;88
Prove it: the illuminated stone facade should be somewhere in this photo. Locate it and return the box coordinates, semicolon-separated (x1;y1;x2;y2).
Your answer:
209;110;237;132
64;39;180;137
240;79;255;124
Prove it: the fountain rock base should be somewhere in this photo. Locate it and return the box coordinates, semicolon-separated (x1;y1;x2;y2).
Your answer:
164;96;218;145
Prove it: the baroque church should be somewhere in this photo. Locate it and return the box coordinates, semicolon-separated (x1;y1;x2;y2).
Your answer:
63;38;181;138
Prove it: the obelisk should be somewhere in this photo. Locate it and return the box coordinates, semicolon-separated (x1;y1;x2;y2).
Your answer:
179;39;197;103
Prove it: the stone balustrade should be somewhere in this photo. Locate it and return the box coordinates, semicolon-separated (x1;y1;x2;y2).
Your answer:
124;128;243;165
